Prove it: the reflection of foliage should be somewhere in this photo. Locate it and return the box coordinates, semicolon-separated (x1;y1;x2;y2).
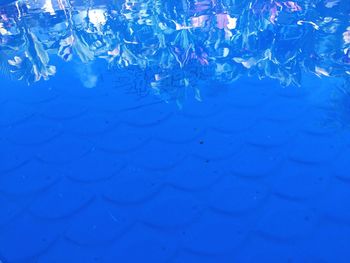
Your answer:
21;29;56;82
2;25;56;82
0;0;350;101
58;32;95;63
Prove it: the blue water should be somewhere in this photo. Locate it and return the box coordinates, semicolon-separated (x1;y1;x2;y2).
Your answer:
1;0;350;262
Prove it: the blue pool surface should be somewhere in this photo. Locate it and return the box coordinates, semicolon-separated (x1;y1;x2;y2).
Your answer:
1;0;350;262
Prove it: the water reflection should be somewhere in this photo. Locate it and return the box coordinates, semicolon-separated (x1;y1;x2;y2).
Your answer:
0;0;349;101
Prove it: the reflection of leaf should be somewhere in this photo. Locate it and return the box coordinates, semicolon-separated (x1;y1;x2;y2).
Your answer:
58;35;74;61
29;31;49;65
170;30;193;68
26;30;56;81
0;23;9;35
58;32;95;63
8;56;22;67
72;31;95;63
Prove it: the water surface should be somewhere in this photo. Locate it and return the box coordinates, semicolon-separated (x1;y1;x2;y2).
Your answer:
1;0;350;262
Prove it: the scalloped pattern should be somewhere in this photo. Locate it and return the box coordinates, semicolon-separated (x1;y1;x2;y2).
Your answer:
0;71;349;263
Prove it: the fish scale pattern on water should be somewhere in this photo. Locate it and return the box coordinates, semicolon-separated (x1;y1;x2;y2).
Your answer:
0;69;350;263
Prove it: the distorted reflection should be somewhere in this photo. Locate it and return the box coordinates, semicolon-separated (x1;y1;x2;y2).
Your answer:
0;0;349;102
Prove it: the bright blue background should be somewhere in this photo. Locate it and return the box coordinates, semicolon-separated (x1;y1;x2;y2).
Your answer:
0;59;350;262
